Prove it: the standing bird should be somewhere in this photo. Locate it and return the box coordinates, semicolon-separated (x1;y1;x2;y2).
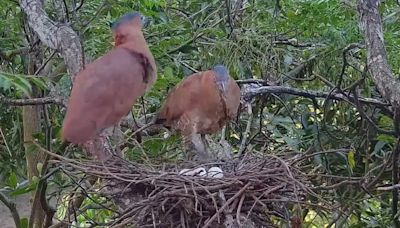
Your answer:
155;65;240;161
62;12;157;147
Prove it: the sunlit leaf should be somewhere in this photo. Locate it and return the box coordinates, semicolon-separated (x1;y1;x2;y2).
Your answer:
7;172;18;189
348;150;355;170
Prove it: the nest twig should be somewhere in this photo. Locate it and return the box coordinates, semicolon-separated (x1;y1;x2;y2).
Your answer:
52;153;326;228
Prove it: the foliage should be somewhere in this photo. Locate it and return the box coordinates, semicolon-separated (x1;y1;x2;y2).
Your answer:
1;0;400;227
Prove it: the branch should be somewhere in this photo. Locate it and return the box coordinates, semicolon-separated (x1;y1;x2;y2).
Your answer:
72;0;85;12
236;79;270;86
225;0;234;36
273;39;318;48
20;0;83;77
0;191;21;228
243;85;390;108
378;184;400;191
239;103;253;155
0;95;64;106
357;0;400;109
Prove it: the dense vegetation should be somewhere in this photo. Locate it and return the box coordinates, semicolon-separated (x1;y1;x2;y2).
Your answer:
1;0;400;227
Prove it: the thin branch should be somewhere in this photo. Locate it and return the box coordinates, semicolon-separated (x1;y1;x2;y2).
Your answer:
34;50;57;75
225;0;234;36
378;184;400;191
62;0;70;22
239;103;253;155
72;0;84;12
203;183;251;228
273;39;318;48
243;85;390;108
236;79;269;85
351;87;395;135
20;0;83;77
162;11;227;57
0;95;64;106
0;192;21;228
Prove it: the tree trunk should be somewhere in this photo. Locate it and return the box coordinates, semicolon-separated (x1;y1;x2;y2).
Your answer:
357;0;400;227
357;0;400;108
22;29;45;227
23;104;45;228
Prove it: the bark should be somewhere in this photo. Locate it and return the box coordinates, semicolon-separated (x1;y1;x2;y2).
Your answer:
357;1;400;226
23;35;46;227
357;0;400;109
24;104;45;228
0;96;64;106
20;0;114;161
0;192;21;228
20;0;83;78
19;1;85;227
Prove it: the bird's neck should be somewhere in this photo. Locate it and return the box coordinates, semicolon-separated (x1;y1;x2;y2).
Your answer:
116;35;157;90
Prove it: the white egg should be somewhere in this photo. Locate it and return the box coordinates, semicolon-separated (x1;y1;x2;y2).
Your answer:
207;167;223;178
193;167;207;177
179;167;207;177
179;169;191;175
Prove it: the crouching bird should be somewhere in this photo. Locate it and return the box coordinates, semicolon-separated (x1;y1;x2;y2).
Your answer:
155;65;240;161
62;12;157;154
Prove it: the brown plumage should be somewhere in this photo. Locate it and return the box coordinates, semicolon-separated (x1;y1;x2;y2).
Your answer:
62;12;156;144
155;65;240;161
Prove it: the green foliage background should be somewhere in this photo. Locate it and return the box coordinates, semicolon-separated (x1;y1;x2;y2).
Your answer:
1;0;400;227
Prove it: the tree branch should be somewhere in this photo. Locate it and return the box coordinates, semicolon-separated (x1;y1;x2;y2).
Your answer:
358;2;400;226
0;191;21;228
273;39;318;48
243;85;390;108
357;0;400;109
0;95;64;106
20;0;83;77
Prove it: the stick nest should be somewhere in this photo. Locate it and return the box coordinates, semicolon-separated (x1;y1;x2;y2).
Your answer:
57;154;317;227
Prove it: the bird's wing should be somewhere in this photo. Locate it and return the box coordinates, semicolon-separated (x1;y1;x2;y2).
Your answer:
81;48;150;126
155;72;204;124
63;48;150;143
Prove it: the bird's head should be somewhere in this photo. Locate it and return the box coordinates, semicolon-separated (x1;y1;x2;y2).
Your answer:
212;64;230;93
110;12;149;46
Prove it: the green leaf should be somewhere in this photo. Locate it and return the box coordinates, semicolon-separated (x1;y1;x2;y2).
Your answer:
7;172;18;189
377;134;396;145
10;185;36;197
29;77;48;90
0;75;11;91
20;218;28;228
373;141;386;155
348;150;355;170
164;66;174;78
12;76;32;96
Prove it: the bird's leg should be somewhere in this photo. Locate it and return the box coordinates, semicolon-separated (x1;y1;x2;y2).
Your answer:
182;133;196;161
82;132;113;161
191;133;212;162
200;134;210;153
99;125;122;157
112;120;125;157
